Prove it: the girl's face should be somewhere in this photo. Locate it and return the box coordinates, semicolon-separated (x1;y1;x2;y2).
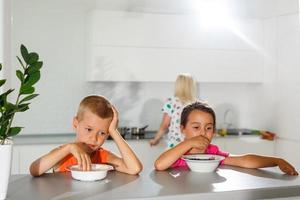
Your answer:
181;110;215;141
73;110;112;151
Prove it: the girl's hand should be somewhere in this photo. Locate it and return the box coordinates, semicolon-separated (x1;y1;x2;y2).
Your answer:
109;105;119;134
277;159;298;176
68;143;92;171
188;135;210;153
149;138;159;146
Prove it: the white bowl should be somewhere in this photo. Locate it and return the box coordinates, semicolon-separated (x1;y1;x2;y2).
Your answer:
67;164;113;181
182;154;225;173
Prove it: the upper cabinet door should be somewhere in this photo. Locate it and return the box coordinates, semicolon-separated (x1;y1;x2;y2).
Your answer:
86;11;264;82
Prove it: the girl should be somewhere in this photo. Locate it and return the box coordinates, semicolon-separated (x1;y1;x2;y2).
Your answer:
154;101;298;176
150;73;197;148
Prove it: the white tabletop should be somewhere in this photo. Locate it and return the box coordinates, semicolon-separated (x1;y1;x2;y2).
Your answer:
7;166;300;200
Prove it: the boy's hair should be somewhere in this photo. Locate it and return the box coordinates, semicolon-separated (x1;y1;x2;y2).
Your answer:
174;73;197;104
180;101;216;130
76;95;113;121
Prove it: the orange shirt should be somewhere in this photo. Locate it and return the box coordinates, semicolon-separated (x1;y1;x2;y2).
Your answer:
57;148;109;172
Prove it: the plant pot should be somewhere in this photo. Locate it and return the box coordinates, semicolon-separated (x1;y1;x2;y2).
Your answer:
0;140;12;200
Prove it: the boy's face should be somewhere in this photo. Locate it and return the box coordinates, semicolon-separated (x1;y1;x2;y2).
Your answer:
181;110;215;142
73;110;112;151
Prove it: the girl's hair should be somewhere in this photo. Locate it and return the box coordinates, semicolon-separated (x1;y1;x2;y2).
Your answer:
76;95;113;121
180;101;216;130
174;73;197;104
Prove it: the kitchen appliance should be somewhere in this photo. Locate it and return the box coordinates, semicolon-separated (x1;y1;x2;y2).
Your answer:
130;125;149;135
107;127;129;140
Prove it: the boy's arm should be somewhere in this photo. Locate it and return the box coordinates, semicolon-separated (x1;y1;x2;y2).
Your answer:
106;106;142;175
224;154;298;175
30;143;93;176
29;144;71;176
107;129;143;175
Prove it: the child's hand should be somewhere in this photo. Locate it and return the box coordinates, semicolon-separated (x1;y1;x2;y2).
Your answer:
277;159;298;176
149;138;159;146
109;105;119;134
188;135;210;153
68;143;92;171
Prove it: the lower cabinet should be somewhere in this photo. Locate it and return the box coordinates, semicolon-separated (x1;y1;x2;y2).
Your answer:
12;144;59;175
217;136;275;155
11;136;275;174
102;140;166;171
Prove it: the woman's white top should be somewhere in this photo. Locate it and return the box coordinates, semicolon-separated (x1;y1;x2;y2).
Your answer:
162;96;185;148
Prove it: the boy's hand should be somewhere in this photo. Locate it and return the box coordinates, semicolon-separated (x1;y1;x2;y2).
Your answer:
188;135;210;153
277;159;298;176
109;105;119;134
68;143;92;171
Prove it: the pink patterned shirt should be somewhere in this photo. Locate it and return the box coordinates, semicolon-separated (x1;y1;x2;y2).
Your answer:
171;144;229;168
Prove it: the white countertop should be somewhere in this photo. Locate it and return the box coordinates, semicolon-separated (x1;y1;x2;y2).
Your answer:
7;166;300;200
12;133;267;145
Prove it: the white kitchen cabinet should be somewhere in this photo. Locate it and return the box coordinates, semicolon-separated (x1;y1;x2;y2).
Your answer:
12;144;58;175
86;10;264;83
11;136;274;174
11;140;165;174
209;136;275;155
222;136;275;155
102;140;165;170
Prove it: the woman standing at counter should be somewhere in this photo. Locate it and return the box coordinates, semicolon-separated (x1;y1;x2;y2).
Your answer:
149;73;197;148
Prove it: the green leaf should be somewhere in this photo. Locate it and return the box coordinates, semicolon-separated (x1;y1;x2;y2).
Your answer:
16;103;30;112
24;71;40;86
28;52;39;65
28;61;43;74
20;85;35;95
16;56;26;69
16;70;24;83
0;89;14;103
0;89;14;107
7;127;23;137
0;79;6;87
0;117;10;127
21;44;29;64
5;102;17;114
19;94;39;104
0;63;2;71
3;88;14;96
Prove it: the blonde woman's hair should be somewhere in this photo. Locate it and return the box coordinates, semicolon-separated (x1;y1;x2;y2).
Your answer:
174;73;197;104
76;95;113;121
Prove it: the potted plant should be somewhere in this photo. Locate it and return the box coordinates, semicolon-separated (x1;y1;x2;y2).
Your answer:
0;44;43;200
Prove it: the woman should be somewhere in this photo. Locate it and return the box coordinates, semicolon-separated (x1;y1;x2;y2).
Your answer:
149;73;197;148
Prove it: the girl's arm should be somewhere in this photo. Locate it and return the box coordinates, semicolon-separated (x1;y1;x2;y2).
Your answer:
224;154;298;175
150;113;171;146
106;106;143;175
29;143;93;176
154;135;210;171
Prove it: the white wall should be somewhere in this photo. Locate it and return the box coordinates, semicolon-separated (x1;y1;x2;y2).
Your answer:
273;6;300;168
0;0;3;71
9;0;280;135
0;0;11;92
11;0;94;134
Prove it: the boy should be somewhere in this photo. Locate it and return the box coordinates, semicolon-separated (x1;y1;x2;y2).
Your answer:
30;95;143;176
